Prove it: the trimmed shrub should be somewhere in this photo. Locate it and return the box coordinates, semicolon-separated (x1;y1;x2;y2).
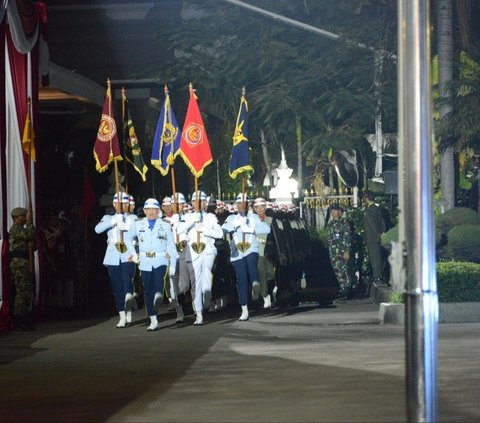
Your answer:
437;262;480;302
390;290;406;304
381;225;398;250
436;207;480;237
446;225;480;263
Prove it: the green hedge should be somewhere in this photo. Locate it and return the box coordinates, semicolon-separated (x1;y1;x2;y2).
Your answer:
436;207;480;237
437;262;480;302
446;225;480;263
389;262;480;303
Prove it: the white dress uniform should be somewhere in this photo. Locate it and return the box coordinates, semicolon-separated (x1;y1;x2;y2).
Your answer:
176;192;223;325
94;192;137;328
221;194;271;321
133;199;178;331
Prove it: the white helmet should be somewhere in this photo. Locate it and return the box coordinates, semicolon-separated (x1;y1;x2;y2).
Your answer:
235;193;250;203
191;191;207;202
143;198;160;209
162;196;172;206
253;197;267;207
113;192;130;204
173;192;186;204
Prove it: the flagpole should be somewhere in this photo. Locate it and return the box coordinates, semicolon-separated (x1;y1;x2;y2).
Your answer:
107;79;125;250
121;87;128;193
194;176;201;245
25;97;34;273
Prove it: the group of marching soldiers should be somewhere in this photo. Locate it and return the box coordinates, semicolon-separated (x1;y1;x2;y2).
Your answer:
94;191;277;331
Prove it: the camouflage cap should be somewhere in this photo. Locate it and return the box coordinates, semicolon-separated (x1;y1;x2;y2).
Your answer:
11;207;28;217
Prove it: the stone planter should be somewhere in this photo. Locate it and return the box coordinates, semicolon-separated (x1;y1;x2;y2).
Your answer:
378;302;480;324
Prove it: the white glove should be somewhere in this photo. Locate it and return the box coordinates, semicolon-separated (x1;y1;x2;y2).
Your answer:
117;220;130;231
195;212;202;223
129;253;139;264
195;222;204;233
241;224;254;234
169;267;176;277
111;214;123;226
233;215;246;229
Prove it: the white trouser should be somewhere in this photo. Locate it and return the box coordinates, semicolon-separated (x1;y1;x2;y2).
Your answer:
191;253;215;312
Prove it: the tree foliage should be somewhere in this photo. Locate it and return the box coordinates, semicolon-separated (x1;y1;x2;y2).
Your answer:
141;0;398;191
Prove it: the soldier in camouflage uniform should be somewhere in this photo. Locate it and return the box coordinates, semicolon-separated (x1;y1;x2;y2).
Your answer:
326;204;352;300
8;207;36;330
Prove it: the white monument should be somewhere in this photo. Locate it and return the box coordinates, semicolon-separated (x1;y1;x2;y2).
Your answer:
269;147;298;205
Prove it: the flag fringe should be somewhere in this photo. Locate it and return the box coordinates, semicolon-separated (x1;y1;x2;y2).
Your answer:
177;149;212;179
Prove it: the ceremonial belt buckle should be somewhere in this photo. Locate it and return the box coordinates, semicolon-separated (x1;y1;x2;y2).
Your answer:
176;240;187;253
146;251;156;258
236;242;251;253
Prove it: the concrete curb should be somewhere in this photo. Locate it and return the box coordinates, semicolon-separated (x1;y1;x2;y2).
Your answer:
378;302;480;324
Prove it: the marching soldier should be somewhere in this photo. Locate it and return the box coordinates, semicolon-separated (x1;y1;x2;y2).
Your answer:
176;191;223;326
162;194;186;323
9;207;36;330
222;193;271;321
94;192;136;328
327;204;352;300
253;197;275;309
130;198;178;331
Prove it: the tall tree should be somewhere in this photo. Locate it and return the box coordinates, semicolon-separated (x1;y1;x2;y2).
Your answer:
437;0;455;210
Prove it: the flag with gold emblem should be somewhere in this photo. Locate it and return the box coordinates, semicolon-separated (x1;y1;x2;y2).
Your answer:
22;98;36;162
229;91;252;178
151;87;181;176
124;99;148;181
93;83;122;173
177;84;212;178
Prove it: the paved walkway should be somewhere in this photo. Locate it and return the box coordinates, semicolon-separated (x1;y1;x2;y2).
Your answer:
1;299;479;422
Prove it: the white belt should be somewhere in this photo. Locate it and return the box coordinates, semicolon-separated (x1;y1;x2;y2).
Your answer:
140;251;167;258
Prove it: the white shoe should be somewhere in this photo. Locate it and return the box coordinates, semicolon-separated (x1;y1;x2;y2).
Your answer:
153;292;163;314
176;308;185;323
126;311;133;326
251;282;260;301
147;315;159;331
194;312;204;326
272;286;278;303
239;305;249;321
125;293;133;311
116;311;127;328
263;295;271;309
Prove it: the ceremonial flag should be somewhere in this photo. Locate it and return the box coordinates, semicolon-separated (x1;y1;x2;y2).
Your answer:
22;98;36;162
124;99;148;181
177;84;212;178
151;88;181;176
93;83;122;172
229;92;252;178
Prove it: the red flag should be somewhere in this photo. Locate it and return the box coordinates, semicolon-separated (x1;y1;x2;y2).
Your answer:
93;83;122;172
177;84;212;178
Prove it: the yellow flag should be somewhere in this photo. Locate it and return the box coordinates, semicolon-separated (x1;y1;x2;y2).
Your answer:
22;101;36;162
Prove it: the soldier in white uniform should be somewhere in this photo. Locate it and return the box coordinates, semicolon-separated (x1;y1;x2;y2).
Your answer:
162;194;186;323
222;193;271;321
253;197;275;309
94;192;137;328
176;191;223;326
129;198;178;331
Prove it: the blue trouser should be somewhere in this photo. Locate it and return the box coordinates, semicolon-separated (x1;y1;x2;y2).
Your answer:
232;253;260;306
107;262;135;312
141;265;167;316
